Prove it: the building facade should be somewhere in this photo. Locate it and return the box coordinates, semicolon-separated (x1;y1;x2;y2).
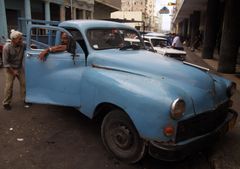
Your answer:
172;0;240;73
94;0;121;19
120;0;155;31
111;11;145;30
145;0;155;31
121;0;146;12
0;0;120;39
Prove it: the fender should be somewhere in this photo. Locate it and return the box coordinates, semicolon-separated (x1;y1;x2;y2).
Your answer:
77;66;194;141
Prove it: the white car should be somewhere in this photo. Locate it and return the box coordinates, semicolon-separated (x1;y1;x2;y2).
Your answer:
144;32;167;38
124;38;155;52
143;35;186;61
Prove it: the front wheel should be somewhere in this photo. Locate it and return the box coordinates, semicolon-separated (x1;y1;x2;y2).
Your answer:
101;109;145;163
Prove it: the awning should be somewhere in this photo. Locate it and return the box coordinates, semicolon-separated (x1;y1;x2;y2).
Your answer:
173;0;208;23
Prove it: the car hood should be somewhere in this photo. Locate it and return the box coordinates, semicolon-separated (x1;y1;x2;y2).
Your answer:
89;49;228;114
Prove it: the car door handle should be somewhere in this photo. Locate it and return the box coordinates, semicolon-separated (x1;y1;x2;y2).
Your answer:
26;53;34;58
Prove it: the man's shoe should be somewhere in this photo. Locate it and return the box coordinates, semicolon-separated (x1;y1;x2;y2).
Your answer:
24;101;32;108
3;104;11;110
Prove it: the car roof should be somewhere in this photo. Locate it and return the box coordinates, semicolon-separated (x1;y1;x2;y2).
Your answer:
145;32;167;38
59;20;137;32
143;35;167;41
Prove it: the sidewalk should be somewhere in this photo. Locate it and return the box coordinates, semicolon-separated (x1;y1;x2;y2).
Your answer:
185;48;240;169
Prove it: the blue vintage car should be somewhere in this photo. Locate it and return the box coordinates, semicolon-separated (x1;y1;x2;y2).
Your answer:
25;20;238;163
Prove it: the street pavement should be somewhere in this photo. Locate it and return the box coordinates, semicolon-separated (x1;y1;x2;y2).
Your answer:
0;49;239;169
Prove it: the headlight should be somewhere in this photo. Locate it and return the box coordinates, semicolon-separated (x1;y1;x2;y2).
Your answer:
227;82;236;97
170;98;185;120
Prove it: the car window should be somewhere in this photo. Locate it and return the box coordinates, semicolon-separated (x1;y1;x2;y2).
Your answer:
30;28;59;49
151;38;168;47
87;28;143;50
144;42;152;47
29;27;83;55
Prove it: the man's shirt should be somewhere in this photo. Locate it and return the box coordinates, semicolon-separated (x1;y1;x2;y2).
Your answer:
172;36;183;48
2;42;26;69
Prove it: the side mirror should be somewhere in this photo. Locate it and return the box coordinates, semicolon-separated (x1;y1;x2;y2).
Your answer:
67;37;76;55
67;37;77;64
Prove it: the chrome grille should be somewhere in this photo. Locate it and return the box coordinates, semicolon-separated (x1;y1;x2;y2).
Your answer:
175;102;228;143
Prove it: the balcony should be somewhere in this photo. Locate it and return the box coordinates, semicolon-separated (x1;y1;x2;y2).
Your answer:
95;0;121;10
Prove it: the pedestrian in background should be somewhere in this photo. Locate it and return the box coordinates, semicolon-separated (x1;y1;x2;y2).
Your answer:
172;33;184;51
166;33;174;46
2;30;28;110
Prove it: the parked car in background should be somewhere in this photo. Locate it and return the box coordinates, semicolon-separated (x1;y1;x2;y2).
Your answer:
124;38;155;52
139;31;152;36
25;20;237;163
144;32;167;38
143;35;187;61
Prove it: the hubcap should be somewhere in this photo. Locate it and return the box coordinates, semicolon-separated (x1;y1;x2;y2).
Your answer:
111;125;133;150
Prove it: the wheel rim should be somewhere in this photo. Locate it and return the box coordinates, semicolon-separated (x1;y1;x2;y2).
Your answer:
111;124;133;150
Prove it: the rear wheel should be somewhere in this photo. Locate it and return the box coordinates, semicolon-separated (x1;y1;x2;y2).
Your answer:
101;109;145;163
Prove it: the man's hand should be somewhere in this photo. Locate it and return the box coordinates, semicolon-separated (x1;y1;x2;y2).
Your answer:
38;49;49;61
8;68;19;76
12;69;19;76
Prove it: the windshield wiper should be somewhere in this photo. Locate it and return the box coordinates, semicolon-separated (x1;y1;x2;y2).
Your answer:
120;44;141;51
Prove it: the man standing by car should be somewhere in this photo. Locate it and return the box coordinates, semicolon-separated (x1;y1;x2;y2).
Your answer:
172;34;184;51
2;30;27;110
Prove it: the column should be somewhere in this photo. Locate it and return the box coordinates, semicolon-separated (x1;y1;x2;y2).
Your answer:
0;0;8;39
202;0;220;59
188;14;193;44
217;0;240;73
180;21;184;37
83;10;86;19
70;0;72;19
183;19;188;40
90;11;93;19
24;0;32;21
60;5;65;21
73;7;76;19
178;22;183;36
24;0;32;35
175;24;179;34
190;11;200;47
76;9;82;19
45;1;51;21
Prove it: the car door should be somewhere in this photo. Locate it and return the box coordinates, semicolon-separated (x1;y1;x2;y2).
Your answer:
25;25;85;107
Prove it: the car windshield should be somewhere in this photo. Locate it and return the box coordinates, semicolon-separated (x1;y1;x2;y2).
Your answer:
87;28;144;50
144;42;152;48
150;38;168;47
